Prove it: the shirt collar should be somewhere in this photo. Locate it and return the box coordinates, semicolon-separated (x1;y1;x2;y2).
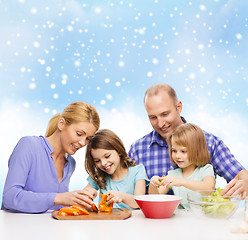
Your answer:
40;136;54;154
150;130;168;147
181;116;187;123
41;136;70;161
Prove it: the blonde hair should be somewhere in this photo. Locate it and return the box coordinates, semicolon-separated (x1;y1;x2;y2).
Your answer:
144;84;178;106
167;123;211;167
85;129;136;189
45;102;100;137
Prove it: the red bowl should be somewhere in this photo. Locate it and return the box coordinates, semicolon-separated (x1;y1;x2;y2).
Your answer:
134;194;182;219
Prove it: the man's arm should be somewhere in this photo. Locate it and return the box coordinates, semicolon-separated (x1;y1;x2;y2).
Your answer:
204;132;247;198
222;169;248;199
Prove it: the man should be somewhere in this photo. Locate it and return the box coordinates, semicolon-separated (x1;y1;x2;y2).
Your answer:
129;83;248;199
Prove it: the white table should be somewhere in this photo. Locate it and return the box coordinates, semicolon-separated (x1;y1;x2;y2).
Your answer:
1;208;247;240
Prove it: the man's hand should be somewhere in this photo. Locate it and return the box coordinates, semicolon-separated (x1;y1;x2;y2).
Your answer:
222;169;248;200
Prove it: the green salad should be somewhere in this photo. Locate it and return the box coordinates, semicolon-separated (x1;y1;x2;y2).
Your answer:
200;188;235;218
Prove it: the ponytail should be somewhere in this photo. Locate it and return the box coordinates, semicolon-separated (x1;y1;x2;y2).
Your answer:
45;102;100;138
45;114;61;137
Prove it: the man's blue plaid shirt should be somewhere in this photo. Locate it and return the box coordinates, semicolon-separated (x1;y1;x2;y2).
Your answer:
128;122;243;182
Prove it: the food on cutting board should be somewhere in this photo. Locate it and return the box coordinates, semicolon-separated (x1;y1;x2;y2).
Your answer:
91;203;98;212
72;205;90;215
58;205;90;216
201;188;235;218
89;197;98;212
57;194;114;217
99;194;113;212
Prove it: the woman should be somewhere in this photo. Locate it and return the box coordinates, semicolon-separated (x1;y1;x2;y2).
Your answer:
1;102;100;213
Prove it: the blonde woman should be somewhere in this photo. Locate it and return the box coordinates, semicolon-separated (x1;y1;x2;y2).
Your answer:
2;102;100;213
149;123;215;209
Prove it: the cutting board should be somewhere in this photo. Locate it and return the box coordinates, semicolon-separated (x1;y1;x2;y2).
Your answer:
52;208;132;220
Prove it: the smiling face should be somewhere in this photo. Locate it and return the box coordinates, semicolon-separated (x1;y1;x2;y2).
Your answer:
171;138;195;172
59;120;97;155
91;148;121;176
145;90;183;140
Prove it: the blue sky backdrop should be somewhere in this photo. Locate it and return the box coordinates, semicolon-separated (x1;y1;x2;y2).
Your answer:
1;0;248;206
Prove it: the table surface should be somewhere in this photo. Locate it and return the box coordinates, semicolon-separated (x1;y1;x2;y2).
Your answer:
1;208;248;240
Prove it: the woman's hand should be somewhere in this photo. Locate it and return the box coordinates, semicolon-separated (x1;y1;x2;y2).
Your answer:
54;188;97;209
83;184;98;199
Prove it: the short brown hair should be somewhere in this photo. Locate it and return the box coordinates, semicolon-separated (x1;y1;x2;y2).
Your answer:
167;123;211;167
144;84;178;106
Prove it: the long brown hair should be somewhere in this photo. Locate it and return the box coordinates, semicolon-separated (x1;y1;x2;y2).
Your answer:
85;129;135;189
45;101;100;137
167;123;211;167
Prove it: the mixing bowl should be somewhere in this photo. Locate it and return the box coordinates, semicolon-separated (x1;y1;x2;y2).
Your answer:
187;190;241;219
134;194;182;219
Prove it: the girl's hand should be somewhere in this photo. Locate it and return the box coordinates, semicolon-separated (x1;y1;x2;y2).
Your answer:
150;176;164;188
149;175;169;194
163;176;182;187
105;190;122;205
54;189;97;209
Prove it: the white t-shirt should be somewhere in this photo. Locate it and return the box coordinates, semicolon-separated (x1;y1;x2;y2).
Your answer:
168;164;215;209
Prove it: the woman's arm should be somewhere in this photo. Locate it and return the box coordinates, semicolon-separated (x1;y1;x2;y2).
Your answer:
54;186;97;209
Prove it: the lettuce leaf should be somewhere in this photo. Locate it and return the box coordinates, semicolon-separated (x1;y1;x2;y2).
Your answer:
200;188;235;218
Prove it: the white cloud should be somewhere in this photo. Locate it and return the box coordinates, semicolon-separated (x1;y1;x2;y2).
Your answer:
97;106;152;149
0;100;47;156
0;100;48;200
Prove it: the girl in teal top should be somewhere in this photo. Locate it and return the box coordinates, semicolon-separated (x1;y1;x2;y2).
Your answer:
83;129;149;209
148;123;215;209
